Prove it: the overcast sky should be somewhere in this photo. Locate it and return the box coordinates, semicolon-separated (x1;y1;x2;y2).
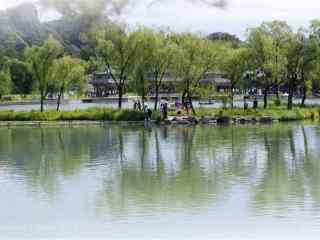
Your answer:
1;0;320;39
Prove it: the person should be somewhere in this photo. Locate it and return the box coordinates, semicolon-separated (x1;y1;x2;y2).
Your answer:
133;100;137;110
147;108;153;120
163;100;168;119
244;96;249;110
159;100;164;120
253;97;258;109
137;100;142;111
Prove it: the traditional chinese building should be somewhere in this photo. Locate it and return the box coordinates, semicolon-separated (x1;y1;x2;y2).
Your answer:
88;71;231;97
88;71;120;97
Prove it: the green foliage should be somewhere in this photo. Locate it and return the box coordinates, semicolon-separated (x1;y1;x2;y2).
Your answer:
175;107;320;121
0;108;145;122
94;23;140;108
25;36;63;111
50;56;87;110
7;58;33;94
247;22;289;89
0;66;12;98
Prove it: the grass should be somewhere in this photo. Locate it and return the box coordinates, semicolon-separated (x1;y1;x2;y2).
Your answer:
0;106;319;123
170;106;320;121
0;108;146;122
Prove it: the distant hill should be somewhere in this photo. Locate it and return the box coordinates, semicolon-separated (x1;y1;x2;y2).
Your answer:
0;3;101;54
207;32;242;46
0;4;243;54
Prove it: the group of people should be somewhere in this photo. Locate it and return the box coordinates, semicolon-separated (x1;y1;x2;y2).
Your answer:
133;99;153;121
243;96;259;109
133;98;170;121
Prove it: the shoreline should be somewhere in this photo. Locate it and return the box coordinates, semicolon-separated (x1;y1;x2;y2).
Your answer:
0;117;316;128
0;107;318;127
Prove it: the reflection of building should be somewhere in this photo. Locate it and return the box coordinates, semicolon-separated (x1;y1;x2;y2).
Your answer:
88;71;231;97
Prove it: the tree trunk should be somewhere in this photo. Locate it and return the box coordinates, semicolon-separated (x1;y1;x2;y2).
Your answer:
141;78;146;114
230;88;234;109
263;88;268;109
182;90;187;110
40;90;44;112
276;85;281;104
187;93;196;115
300;87;307;108
287;86;294;110
154;84;160;111
56;88;63;112
118;84;123;109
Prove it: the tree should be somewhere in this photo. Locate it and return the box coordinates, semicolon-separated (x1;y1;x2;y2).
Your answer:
172;33;224;114
0;66;12;99
247;27;287;108
95;24;139;109
7;58;34;94
132;29;178;111
285;30;320;109
148;32;177;111
222;47;250;108
25;36;63;112
50;56;87;111
259;21;291;103
130;29;155;111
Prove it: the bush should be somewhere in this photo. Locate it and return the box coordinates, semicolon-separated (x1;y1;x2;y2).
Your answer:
0;108;146;122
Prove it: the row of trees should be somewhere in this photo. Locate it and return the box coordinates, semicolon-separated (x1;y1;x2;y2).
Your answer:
0;38;87;111
1;20;320;112
91;21;320;111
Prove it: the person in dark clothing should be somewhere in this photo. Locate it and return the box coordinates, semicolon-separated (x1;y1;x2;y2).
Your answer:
163;101;168;119
253;97;258;109
147;108;153;120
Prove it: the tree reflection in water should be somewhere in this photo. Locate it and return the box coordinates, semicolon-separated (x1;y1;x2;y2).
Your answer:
0;123;320;217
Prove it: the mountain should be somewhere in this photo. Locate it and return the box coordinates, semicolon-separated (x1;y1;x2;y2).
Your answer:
0;3;97;54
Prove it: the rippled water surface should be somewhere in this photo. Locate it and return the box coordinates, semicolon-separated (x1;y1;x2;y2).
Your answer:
1;123;320;239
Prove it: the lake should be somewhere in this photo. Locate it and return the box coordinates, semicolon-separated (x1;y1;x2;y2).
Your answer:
1;98;320;111
0;123;320;239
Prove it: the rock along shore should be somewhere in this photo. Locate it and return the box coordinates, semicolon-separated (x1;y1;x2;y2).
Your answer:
0;116;284;128
164;116;278;125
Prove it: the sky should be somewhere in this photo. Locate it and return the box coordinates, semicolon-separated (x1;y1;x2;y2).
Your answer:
1;0;320;39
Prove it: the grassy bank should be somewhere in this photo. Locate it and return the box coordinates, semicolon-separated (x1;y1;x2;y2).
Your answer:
0;108;145;122
171;107;320;121
0;107;319;123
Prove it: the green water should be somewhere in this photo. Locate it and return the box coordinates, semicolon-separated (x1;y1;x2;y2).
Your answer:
0;123;320;239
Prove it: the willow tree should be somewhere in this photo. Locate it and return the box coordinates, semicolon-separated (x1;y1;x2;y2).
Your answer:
50;56;87;111
95;24;139;109
259;21;292;102
222;47;250;108
172;33;224;114
148;32;177;111
131;29;178;111
285;30;320;109
247;27;287;108
25;37;63;112
130;28;154;111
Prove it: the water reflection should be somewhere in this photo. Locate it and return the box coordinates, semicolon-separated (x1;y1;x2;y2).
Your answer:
1;124;320;237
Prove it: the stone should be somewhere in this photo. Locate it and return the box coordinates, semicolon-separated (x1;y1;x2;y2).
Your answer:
260;116;274;123
217;116;231;124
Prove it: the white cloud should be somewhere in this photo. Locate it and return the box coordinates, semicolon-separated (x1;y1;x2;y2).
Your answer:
1;0;320;39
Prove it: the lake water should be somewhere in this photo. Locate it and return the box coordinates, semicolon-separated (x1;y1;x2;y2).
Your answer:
1;98;320;111
1;123;320;239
